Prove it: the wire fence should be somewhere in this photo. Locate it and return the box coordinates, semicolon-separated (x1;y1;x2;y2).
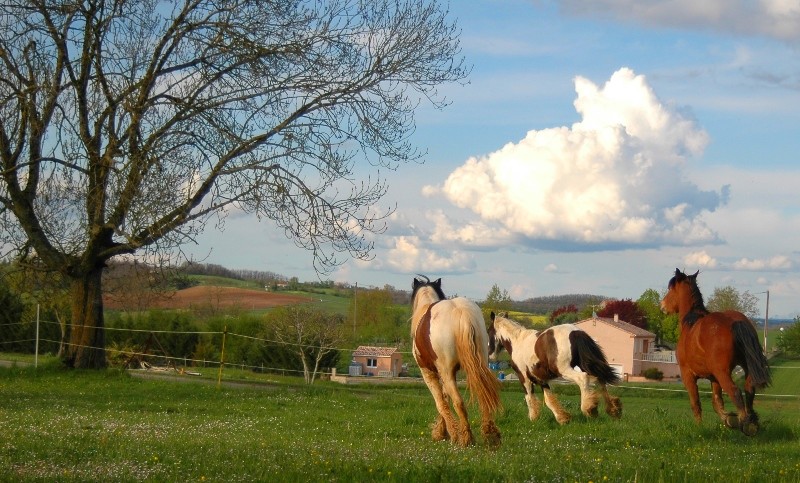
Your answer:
2;318;799;399
0;317;418;380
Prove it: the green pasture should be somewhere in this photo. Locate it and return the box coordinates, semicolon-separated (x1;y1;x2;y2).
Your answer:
1;357;798;482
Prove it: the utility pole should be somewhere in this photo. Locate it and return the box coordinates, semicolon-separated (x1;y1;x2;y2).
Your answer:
353;282;357;336
764;290;769;353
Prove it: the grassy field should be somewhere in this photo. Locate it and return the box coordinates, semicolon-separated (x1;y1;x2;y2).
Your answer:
1;356;798;482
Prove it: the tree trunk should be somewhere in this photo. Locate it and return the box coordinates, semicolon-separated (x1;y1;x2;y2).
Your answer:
56;312;66;358
64;267;107;369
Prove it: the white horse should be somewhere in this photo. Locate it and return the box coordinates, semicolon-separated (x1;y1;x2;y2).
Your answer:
411;276;502;448
488;312;622;424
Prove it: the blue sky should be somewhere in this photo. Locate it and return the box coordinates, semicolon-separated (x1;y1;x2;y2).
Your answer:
190;0;800;319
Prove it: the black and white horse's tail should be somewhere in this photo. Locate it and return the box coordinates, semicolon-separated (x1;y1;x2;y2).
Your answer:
569;330;621;386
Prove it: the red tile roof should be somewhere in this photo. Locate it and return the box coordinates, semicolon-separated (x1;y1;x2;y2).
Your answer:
577;316;655;337
352;346;398;357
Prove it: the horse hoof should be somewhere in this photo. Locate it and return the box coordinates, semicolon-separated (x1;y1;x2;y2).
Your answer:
724;413;739;429
484;432;502;450
741;421;759;436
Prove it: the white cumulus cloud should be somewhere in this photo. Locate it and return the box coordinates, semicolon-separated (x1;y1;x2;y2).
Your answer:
435;67;726;250
379;236;476;274
733;255;794;271
683;250;718;268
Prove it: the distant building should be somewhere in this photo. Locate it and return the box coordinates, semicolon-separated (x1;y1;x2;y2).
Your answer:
576;314;679;379
351;346;403;377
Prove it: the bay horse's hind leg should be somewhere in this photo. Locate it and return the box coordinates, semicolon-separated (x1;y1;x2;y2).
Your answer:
710;380;739;429
542;386;571;425
741;373;760;436
420;368;456;442
717;373;755;435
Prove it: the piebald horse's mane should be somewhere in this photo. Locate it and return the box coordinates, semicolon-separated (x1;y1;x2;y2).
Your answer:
492;312;535;339
490;312;535;353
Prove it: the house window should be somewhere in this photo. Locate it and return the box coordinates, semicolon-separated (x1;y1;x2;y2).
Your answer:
366;358;378;368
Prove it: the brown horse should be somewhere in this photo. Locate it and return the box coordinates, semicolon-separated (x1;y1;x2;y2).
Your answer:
660;268;771;435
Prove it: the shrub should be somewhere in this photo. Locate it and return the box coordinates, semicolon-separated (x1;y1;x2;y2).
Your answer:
643;367;663;380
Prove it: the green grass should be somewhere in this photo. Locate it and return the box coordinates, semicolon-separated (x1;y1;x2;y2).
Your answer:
1;358;799;482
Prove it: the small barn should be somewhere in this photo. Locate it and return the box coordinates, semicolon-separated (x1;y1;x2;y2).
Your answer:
351;346;403;377
575;314;678;379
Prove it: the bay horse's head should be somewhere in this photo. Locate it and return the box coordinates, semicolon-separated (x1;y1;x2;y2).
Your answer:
661;268;703;316
411;275;446;311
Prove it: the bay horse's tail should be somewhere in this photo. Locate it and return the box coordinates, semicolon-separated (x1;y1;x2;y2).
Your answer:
456;310;502;416
569;330;621;385
732;321;772;389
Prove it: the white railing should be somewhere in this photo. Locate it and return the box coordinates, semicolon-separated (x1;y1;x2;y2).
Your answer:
635;351;677;363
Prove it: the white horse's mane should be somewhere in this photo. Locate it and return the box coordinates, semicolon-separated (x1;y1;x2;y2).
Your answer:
495;313;537;340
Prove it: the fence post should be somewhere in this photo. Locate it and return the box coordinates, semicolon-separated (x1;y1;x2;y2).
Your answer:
35;304;40;368
217;326;227;389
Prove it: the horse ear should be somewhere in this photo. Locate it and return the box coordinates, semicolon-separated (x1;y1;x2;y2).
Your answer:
691;270;700;278
490;311;496;321
433;278;442;287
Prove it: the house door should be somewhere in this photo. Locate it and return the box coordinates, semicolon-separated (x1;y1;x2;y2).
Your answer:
642;339;650;353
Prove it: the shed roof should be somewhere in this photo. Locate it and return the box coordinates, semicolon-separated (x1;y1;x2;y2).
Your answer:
352;346;398;357
576;316;655;338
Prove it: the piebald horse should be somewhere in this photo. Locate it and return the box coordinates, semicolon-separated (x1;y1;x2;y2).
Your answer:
411;276;502;448
661;268;771;435
488;312;622;424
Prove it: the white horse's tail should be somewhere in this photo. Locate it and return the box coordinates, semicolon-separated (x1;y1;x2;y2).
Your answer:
456;309;502;416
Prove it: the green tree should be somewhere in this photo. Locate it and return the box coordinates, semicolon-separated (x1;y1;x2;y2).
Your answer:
549;304;578;325
776;318;800;355
0;1;467;368
706;286;760;320
637;289;679;344
350;288;407;345
483;284;513;312
0;275;26;351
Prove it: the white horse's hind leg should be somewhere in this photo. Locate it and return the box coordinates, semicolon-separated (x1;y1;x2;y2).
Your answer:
420;368;456;442
441;372;474;447
542;387;571;424
600;384;623;418
564;369;599;417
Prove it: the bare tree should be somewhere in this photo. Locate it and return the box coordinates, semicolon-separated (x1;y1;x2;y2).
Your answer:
0;0;468;368
272;305;343;384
